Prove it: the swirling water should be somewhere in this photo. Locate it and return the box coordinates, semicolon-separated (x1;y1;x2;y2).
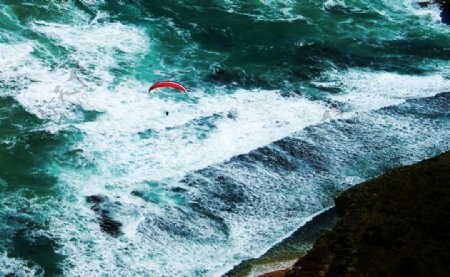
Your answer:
0;0;449;276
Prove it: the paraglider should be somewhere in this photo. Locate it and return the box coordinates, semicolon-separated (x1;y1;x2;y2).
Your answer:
148;81;187;117
148;81;188;94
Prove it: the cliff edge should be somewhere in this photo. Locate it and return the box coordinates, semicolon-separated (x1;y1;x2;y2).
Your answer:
285;151;450;277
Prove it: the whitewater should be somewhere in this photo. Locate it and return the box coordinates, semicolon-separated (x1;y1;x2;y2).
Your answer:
0;0;449;276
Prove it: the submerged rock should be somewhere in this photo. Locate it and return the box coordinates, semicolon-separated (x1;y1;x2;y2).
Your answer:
286;151;450;276
86;195;123;237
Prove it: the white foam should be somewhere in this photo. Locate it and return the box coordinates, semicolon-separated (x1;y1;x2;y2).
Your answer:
12;21;149;119
323;0;347;9
32;21;147;55
218;0;307;22
321;69;450;110
76;87;326;180
0;252;43;276
0;42;45;97
30;20;148;85
397;0;444;23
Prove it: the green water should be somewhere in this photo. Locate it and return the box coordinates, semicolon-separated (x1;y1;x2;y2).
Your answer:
0;0;449;276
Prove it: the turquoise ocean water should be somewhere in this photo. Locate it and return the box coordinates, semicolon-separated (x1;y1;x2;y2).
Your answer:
0;0;449;276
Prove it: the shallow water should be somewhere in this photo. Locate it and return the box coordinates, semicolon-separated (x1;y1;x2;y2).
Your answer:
0;0;449;276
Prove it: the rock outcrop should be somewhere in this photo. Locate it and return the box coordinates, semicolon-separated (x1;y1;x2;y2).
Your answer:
86;195;123;237
285;151;450;276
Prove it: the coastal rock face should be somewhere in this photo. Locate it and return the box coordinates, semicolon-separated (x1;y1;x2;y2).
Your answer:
286;151;450;277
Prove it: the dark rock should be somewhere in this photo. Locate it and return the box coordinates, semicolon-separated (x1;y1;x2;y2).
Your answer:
97;211;122;237
86;195;122;237
131;190;143;198
227;110;238;120
171;187;188;193
286;151;450;277
86;195;104;204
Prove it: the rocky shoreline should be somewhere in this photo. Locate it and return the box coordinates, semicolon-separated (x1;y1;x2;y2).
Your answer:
282;151;450;276
225;209;338;277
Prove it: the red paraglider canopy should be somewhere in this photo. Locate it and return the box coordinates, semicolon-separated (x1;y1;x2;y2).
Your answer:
149;81;187;94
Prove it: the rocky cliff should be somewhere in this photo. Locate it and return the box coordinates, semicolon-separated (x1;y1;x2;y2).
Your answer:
285;151;450;276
